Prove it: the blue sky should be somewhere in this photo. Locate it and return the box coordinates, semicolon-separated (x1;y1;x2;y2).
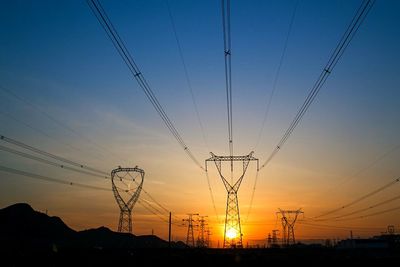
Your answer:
0;0;400;242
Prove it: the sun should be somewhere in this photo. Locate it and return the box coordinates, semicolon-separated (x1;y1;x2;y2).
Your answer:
226;228;237;239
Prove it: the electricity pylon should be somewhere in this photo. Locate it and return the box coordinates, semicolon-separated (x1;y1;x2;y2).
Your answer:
197;215;208;248
183;213;198;247
206;152;258;248
277;209;303;246
111;166;144;233
267;229;279;248
272;229;279;247
206;227;212;248
267;233;272;247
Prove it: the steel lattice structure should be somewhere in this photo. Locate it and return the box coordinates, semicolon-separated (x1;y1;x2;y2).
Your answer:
206;152;258;248
111;166;144;233
277;209;303;246
183;213;198;247
197;215;208;248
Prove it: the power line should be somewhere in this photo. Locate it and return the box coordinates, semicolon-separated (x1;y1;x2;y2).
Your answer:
0;85;127;165
314;175;400;219
140;187;170;214
0;138;179;227
0;167;179;225
116;170;183;224
138;197;182;226
259;0;375;170
166;1;219;216
317;194;400;221
221;0;233;158
134;180;183;222
0;110;105;161
137;199;170;224
0;134;109;176
205;170;220;221
0;165;109;191
333;206;400;222
1;164;183;227
1;136;178;225
165;0;209;150
87;0;204;170
131;176;183;222
317;143;400;198
117;172;183;224
131;178;184;222
254;0;299;150
139;198;184;227
140;198;170;220
0;144;109;179
298;221;382;232
245;170;259;222
133;195;183;226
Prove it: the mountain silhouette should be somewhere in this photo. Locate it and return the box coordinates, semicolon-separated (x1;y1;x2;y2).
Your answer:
0;203;186;250
0;203;398;265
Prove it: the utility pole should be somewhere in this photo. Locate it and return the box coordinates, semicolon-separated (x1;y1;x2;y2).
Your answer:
169;212;172;248
183;213;199;247
111;166;144;233
206;152;258;248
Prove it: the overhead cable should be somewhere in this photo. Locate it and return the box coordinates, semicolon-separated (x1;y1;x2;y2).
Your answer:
259;0;375;170
87;0;204;170
166;0;209;150
221;0;233;157
254;0;299;150
0;85;126;164
0;144;108;179
314;175;399;219
0;134;109;176
316;194;400;221
0;165;109;191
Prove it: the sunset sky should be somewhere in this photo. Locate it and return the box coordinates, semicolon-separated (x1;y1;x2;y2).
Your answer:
1;0;399;246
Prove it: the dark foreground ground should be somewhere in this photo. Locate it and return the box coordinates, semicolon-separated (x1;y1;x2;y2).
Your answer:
2;204;399;266
1;247;400;266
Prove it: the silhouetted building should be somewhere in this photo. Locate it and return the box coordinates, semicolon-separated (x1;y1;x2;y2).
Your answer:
337;234;400;249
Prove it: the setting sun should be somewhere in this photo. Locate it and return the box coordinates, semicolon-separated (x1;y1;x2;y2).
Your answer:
0;0;399;264
226;228;237;240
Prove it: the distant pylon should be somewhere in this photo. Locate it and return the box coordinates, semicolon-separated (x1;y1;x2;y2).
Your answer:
183;213;198;247
111;166;144;233
277;209;303;246
272;229;279;247
267;230;279;248
267;233;272;247
206;227;212;248
206;152;259;248
197;215;208;248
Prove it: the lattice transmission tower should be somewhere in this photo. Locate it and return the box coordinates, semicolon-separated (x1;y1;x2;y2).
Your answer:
111;166;144;233
197;215;208;248
277;209;303;246
183;213;198;247
206;152;258;248
272;229;279;247
206;227;212;248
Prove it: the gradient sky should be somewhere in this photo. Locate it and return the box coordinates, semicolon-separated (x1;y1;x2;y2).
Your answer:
1;0;400;246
